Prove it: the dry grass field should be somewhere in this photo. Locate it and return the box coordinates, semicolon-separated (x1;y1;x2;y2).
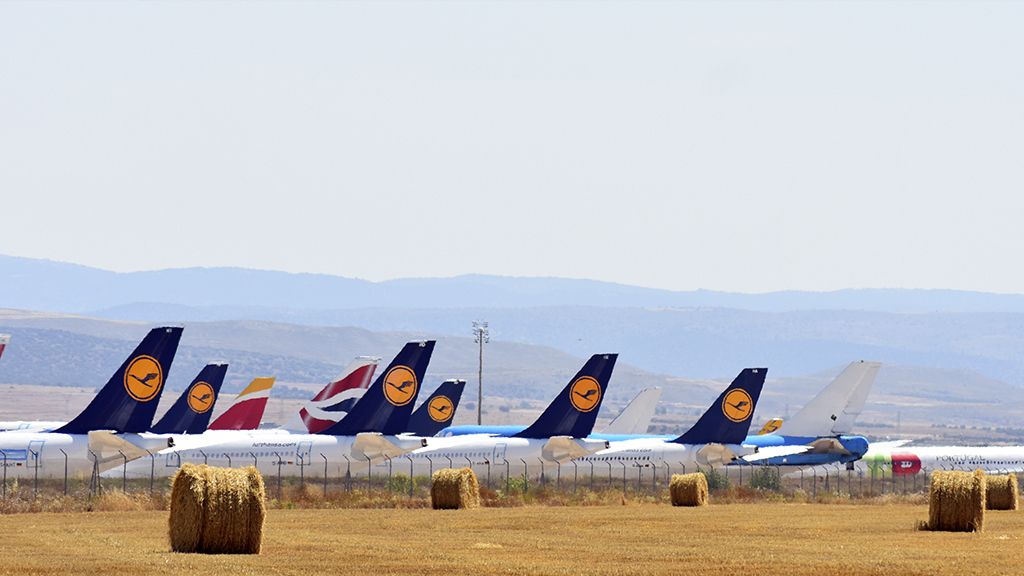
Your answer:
0;502;1021;575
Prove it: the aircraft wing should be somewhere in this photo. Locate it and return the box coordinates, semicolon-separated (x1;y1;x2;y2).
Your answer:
740;445;810;463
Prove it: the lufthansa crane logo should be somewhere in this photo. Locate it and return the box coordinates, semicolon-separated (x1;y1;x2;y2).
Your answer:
187;381;216;414
428;395;455;423
721;388;754;423
569;376;601;413
124;355;163;402
383;366;418;407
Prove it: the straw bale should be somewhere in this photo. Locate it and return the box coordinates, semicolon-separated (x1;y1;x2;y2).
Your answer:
670;473;709;507
431;467;480;510
169;464;266;553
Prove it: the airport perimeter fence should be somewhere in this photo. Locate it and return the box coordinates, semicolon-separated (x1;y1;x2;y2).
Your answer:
0;450;987;508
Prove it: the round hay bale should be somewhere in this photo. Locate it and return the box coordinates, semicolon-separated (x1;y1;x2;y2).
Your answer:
430;467;480;510
985;474;1019;511
169;464;266;554
669;473;709;507
925;469;986;532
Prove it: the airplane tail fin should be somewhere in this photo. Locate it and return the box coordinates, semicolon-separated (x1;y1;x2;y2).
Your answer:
319;341;436;436
756;418;784;435
514;354;618;439
55;327;184;434
671;368;767;445
299;356;379;434
405;379;466;436
778;361;881;437
601;387;662;435
207;377;275;430
0;334;9;361
149;363;228;434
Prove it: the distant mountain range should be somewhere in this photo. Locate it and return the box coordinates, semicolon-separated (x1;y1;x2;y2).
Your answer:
7;253;1024;313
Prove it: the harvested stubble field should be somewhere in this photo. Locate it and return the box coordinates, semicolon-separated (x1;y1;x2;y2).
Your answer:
0;502;1021;576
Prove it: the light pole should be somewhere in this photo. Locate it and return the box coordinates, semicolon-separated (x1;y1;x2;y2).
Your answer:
472;320;489;425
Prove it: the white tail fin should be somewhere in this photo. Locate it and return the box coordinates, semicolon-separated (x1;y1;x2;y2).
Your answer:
600;387;662;435
778;361;881;437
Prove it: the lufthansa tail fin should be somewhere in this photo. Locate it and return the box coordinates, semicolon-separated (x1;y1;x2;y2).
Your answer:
779;361;881;437
319;341;436;436
149;363;228;434
671;368;767;445
56;327;183;434
514;354;618;439
299;356;379;434
405;379;466;436
757;418;784;435
208;377;275;430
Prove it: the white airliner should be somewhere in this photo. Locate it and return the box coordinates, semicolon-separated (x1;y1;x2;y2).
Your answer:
108;341;437;479
841;441;1024;477
0;327;184;479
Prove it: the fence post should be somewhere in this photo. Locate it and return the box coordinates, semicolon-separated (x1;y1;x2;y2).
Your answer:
621;462;627;494
572;461;578;494
60;449;69;496
274;452;283;499
365;455;372;491
299;454;305;491
199;450;208;466
486;459;491;490
606;461;613;489
520;458;529;493
2;451;7;499
119;450;127;493
250;452;257;468
89;449;100;498
556;461;562;490
504;459;510;494
386;457;393;491
405;455;414;498
30;449;39;499
425;455;433;479
343;455;351;492
147;451;155;495
322;454;329;498
589;461;595;491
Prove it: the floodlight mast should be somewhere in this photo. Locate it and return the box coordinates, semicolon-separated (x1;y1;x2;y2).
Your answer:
472;320;489;426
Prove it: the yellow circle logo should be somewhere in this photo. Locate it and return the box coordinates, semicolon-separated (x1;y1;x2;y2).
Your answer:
569;376;602;413
187;381;216;414
721;388;754;423
123;355;163;402
428;395;455;423
383;366;418;407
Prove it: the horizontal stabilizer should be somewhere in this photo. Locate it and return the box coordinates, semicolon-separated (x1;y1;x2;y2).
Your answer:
351;432;426;462
541;436;608;462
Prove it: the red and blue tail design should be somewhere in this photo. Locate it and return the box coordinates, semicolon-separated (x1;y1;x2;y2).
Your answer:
299;357;378;434
55;327;183;434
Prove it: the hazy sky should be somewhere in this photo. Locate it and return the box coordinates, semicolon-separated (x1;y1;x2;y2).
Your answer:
1;1;1022;293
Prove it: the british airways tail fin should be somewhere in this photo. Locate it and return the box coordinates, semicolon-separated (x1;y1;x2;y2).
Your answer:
0;334;9;361
405;379;466;436
671;368;766;445
208;377;275;430
149;363;228;434
319;341;436;436
55;327;183;434
778;361;881;437
514;354;618;439
601;387;662;435
299;356;379;434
